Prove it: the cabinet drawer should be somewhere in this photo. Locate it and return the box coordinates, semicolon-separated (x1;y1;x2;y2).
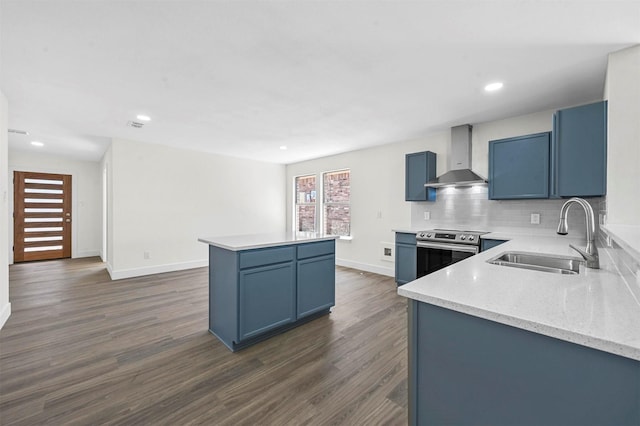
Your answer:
297;240;335;260
396;232;417;245
239;246;295;269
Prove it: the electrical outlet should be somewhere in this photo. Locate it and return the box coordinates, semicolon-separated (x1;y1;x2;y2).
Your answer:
530;213;540;225
144;251;150;259
424;211;431;220
376;210;382;219
380;243;393;262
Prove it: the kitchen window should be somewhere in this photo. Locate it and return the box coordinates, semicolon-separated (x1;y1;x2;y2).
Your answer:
323;169;350;237
295;174;317;233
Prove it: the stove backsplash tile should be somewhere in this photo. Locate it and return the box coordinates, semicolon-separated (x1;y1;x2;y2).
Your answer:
410;186;606;238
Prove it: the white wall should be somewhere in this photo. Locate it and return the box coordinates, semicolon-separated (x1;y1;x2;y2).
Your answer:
108;138;286;279
0;90;11;330
8;150;102;261
604;45;640;226
469;109;557;179
101;145;113;263
286;134;448;276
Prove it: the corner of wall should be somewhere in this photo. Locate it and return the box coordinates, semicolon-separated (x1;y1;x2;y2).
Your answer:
0;89;10;329
0;302;11;330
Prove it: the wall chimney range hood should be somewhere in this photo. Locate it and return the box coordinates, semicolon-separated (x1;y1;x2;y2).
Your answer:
425;124;487;188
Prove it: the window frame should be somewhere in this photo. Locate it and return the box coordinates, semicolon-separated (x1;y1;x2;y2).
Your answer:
292;168;351;237
293;174;318;233
321;169;351;238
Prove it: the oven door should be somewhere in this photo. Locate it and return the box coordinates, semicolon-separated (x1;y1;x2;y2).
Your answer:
416;241;479;277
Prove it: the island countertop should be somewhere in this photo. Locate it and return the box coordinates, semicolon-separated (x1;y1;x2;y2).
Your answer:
397;234;640;361
198;232;338;251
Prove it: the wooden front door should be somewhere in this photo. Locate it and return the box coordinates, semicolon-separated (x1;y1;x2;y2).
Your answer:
13;171;72;262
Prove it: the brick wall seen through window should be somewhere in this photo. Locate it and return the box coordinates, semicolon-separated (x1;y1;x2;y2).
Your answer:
323;170;350;236
294;170;350;236
295;175;316;232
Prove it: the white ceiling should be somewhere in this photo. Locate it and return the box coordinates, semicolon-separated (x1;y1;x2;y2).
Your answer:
1;1;639;164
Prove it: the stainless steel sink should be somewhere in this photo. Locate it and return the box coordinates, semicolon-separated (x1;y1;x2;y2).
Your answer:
487;251;584;275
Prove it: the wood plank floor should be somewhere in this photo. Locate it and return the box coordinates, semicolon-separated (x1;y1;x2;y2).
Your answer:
0;258;408;425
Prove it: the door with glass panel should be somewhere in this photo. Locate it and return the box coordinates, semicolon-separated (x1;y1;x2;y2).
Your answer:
13;171;72;262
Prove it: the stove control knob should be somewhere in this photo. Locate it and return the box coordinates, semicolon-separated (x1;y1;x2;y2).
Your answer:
460;235;466;240
418;232;425;238
426;233;432;238
469;235;475;241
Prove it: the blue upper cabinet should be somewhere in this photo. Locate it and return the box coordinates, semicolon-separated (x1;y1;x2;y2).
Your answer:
489;132;551;199
552;101;607;197
406;151;437;201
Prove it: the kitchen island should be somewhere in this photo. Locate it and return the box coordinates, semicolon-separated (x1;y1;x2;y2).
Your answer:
398;232;640;426
199;232;338;351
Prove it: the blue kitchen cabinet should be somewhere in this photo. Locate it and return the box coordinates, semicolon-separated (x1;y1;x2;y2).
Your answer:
552;101;607;197
406;151;437;201
488;132;550;199
239;261;296;341
208;240;335;351
409;301;640;426
481;238;507;252
297;241;336;318
395;232;417;286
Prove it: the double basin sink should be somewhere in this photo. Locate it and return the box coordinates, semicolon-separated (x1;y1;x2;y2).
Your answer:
487;251;584;275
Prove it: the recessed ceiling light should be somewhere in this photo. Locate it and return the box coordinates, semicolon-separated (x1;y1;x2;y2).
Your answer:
136;114;151;122
484;82;504;92
31;141;44;147
279;146;288;150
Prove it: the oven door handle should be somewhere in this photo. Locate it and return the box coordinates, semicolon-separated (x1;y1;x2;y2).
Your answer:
416;241;479;254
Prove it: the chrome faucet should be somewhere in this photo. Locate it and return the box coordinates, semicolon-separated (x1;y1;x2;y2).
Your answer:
557;197;599;269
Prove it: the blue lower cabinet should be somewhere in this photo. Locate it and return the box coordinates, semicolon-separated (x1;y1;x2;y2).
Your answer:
409;301;640;426
395;232;417;286
239;262;296;340
297;254;336;318
480;238;507;252
207;240;336;351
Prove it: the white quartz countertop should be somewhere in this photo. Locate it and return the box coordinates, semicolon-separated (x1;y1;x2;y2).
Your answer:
397;234;640;361
198;232;338;251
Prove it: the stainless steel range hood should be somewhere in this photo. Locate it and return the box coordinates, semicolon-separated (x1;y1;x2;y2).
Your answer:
425;124;487;188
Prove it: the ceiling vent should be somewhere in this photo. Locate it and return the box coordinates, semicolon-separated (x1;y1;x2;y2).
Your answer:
8;129;29;135
127;121;145;129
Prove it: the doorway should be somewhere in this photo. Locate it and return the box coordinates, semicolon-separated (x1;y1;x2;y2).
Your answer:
13;171;72;262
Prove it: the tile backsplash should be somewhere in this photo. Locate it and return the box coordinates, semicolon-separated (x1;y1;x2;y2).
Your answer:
410;186;606;238
599;234;640;299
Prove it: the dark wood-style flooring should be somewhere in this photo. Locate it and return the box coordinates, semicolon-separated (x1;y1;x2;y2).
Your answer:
0;258;408;425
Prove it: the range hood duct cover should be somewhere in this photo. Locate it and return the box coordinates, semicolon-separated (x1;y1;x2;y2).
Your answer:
425;124;487;188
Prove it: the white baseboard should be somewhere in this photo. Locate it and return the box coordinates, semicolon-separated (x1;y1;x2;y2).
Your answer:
105;257;392;281
336;258;394;277
74;250;101;259
107;259;208;280
0;302;11;330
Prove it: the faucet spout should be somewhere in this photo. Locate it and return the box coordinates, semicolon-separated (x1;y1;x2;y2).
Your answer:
557;197;599;269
